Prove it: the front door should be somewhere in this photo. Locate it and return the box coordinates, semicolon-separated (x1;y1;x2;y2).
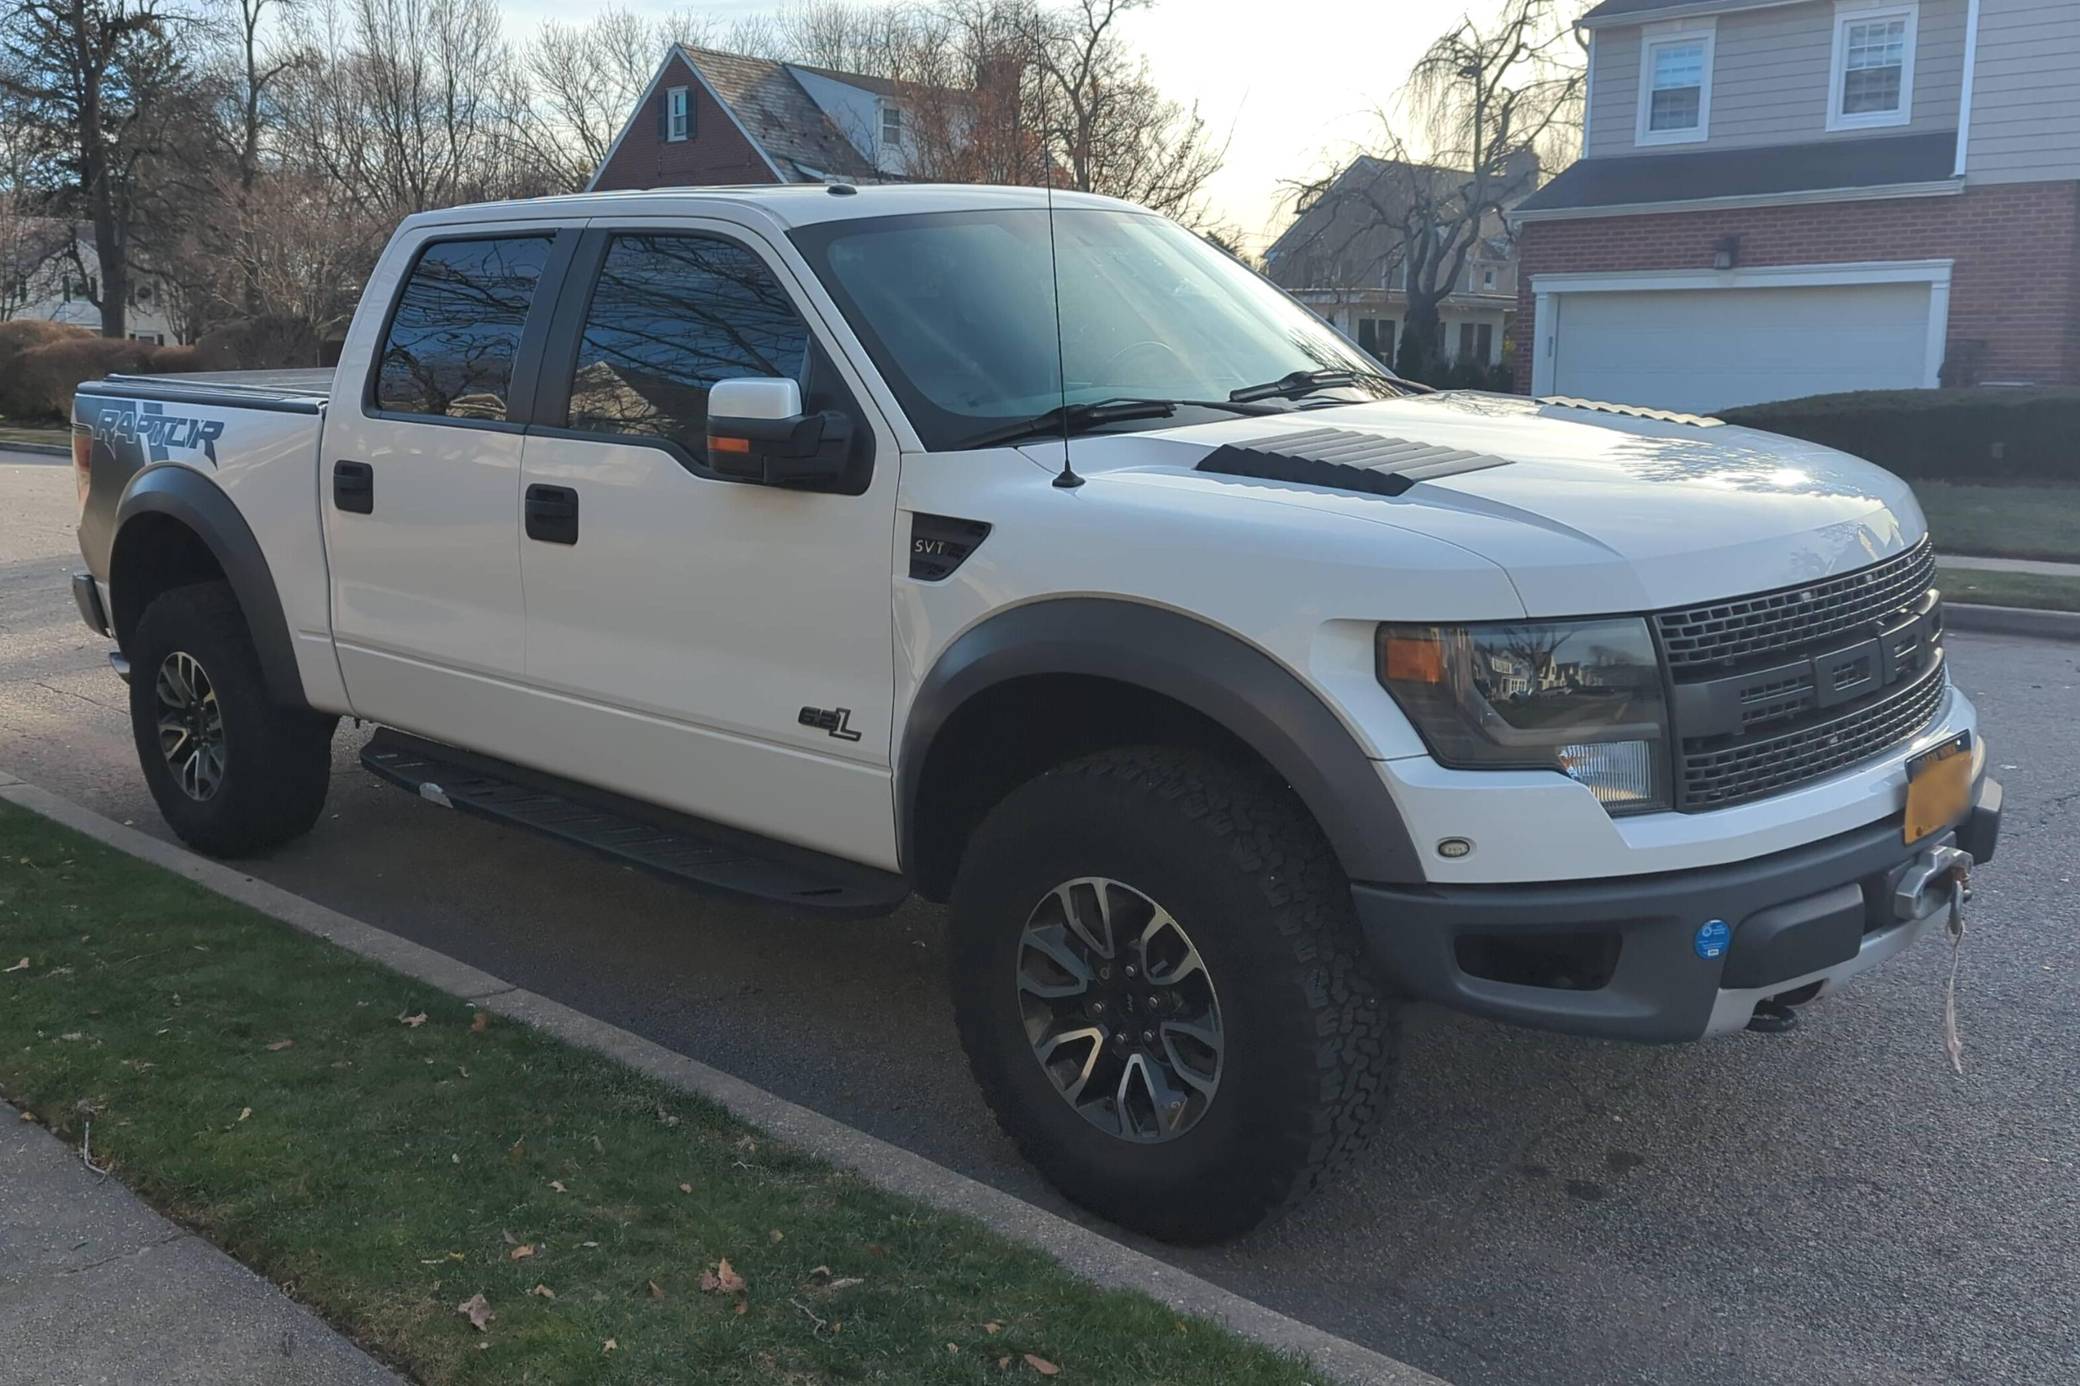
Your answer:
322;227;570;754
511;223;901;869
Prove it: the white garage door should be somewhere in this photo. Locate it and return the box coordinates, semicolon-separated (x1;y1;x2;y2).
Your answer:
1549;282;1935;414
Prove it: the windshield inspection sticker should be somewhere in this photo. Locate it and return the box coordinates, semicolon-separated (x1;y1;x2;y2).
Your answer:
1695;919;1731;961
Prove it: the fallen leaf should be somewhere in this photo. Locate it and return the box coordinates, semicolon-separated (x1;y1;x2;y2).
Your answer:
947;1343;960;1355
809;1265;832;1279
699;1258;746;1295
734;1298;748;1316
983;1321;1003;1335
999;1357;1012;1371
549;1180;567;1194
502;1229;518;1246
678;1182;692;1194
769;1229;784;1243
647;1279;665;1300
237;1107;252;1123
601;1338;618;1354
18;1110;35;1123
265;1039;294;1052
4;958;28;973
1024;1354;1061;1377
826;1277;864;1290
456;1293;494;1332
581;1241;600;1248
509;1244;535;1262
470;1011;489;1034
529;1284;555;1299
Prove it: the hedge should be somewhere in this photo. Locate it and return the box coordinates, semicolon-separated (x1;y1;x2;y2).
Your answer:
1718;388;2080;483
0;328;203;422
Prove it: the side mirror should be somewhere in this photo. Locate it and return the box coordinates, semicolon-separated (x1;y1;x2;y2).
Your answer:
706;377;852;487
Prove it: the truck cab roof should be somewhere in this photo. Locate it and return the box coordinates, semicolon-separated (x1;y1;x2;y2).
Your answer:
396;183;1147;236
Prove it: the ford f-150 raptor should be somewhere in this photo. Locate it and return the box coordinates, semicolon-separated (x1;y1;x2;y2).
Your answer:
68;183;2000;1242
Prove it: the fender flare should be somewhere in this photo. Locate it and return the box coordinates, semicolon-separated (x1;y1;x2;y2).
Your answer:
897;598;1424;886
111;465;309;709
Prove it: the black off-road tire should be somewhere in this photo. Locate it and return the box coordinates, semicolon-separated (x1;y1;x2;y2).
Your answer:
127;581;336;856
949;746;1397;1243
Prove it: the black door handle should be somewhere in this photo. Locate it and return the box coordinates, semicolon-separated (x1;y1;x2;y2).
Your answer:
525;484;579;545
334;459;373;514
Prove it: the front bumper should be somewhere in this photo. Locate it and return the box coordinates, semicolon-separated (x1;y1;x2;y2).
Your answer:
1353;773;2001;1042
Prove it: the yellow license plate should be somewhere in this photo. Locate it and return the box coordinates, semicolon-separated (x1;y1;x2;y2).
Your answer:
1904;732;1973;844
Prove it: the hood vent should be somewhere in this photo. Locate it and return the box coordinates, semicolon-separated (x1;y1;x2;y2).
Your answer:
1539;396;1725;428
1193;427;1512;499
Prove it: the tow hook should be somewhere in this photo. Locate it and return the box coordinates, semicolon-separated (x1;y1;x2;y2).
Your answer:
1893;844;1973;923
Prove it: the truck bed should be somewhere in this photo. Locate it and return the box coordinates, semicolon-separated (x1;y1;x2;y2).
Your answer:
95;368;334;414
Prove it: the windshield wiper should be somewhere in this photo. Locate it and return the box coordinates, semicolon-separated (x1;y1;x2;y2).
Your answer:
963;396;1276;450
1229;368;1410;403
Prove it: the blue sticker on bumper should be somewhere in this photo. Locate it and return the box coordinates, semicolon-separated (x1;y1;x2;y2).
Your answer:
1695;919;1731;960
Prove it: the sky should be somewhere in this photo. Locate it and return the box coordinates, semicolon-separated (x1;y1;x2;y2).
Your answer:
497;1;1516;255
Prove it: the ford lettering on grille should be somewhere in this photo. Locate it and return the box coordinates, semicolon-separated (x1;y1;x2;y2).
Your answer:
1654;539;1946;811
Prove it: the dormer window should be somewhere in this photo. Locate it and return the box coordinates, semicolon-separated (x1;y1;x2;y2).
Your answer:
881;103;903;148
1828;3;1916;131
665;86;690;142
1635;25;1713;146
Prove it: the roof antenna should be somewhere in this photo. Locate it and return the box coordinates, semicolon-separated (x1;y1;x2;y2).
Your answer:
1042;161;1083;489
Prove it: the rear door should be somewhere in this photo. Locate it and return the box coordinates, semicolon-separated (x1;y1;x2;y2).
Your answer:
322;225;575;753
508;221;902;869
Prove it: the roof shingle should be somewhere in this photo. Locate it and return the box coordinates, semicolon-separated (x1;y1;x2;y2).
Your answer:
1512;131;1958;215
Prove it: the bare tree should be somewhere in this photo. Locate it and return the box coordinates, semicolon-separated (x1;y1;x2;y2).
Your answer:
1032;0;1223;223
1281;0;1582;380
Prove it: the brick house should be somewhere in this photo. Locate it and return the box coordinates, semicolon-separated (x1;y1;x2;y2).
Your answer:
1510;0;2080;411
589;46;942;191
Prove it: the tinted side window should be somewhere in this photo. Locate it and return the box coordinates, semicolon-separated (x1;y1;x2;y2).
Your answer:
566;234;809;458
375;237;553;422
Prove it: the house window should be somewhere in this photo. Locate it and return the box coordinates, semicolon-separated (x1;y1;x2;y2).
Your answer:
665;86;690;142
881;104;903;148
1636;26;1714;145
1457;322;1477;361
1829;4;1916;131
1482;268;1496;291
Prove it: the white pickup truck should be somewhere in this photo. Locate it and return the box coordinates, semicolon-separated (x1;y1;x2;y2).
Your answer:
69;183;1999;1242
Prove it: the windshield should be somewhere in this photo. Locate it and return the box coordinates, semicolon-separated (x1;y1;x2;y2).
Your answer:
791;207;1399;451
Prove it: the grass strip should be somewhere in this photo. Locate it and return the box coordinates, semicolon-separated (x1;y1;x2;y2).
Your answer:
1940;563;2080;614
1914;481;2080;564
0;802;1323;1385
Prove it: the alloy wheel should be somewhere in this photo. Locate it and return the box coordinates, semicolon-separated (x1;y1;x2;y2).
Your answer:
155;650;226;802
1015;876;1224;1143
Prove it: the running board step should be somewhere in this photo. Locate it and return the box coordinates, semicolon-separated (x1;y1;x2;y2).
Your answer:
360;729;908;916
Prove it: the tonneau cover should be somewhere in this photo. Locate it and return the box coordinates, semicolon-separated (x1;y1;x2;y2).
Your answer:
90;368;333;413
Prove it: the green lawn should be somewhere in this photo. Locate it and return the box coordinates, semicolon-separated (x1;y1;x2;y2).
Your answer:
0;420;67;449
1914;481;2080;564
0;803;1324;1385
1940;563;2080;614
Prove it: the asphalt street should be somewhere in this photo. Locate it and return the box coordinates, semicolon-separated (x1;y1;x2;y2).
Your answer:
4;450;2075;1385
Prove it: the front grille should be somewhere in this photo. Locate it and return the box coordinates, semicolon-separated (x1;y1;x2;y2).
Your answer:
1657;540;1947;811
1679;657;1948;810
1656;538;1937;674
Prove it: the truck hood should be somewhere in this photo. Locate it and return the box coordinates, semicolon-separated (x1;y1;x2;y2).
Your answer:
1021;392;1926;617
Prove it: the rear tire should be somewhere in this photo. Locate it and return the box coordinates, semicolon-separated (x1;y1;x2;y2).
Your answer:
949;747;1396;1242
127;581;335;856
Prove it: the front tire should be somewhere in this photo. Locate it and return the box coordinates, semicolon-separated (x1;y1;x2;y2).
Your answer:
127;581;335;856
950;747;1396;1242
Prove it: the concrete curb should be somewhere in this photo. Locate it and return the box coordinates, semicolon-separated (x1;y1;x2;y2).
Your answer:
1945;602;2080;642
0;439;69;458
0;775;1444;1386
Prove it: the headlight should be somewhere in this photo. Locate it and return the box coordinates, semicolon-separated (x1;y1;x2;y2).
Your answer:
1376;618;1671;813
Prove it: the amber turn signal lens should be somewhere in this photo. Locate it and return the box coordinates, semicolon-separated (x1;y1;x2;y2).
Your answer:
708;434;751;454
1381;633;1445;685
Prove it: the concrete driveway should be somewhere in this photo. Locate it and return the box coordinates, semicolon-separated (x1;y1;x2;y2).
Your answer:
4;449;2076;1385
